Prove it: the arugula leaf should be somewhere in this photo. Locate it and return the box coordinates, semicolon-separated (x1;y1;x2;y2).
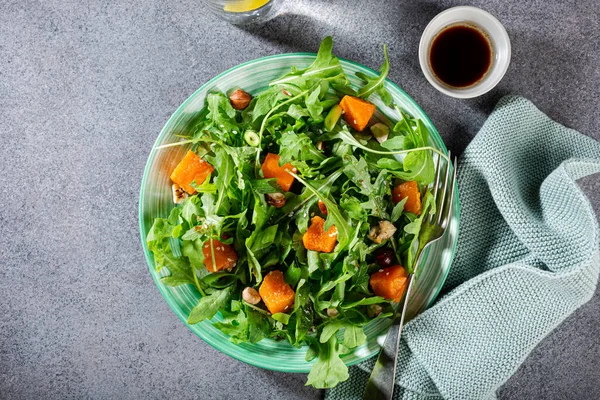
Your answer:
279;131;326;166
270;36;348;90
211;147;237;213
306;336;349;389
356;44;391;105
247;307;270;343
380;135;406;150
343;156;389;218
391;196;408;223
213;307;249;344
188;287;232;324
147;208;198;288
249;178;282;194
340;296;387;309
248;224;278;253
402;119;435;185
343;325;366;348
181;238;205;269
190;173;217;194
253;86;289;122
206;92;238;134
340;195;367;221
287;104;310;120
305;86;324;119
320;320;344;343
403;190;436;273
157;250;196;287
290;172;352;252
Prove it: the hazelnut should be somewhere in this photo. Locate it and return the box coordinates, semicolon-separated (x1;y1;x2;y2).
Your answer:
317;200;328;215
242;287;261;305
266;192;286;208
229;89;252;110
326;308;339;318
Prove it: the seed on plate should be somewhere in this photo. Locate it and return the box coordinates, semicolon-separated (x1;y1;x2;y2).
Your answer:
242;287;261;305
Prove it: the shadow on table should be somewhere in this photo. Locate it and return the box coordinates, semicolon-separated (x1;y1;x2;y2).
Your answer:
239;12;327;54
238;0;447;57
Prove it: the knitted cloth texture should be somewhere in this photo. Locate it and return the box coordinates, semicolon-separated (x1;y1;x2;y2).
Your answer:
325;95;600;400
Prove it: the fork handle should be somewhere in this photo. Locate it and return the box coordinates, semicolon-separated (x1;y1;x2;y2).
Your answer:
362;274;416;400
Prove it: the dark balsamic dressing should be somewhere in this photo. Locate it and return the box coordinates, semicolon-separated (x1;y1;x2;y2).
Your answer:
429;25;493;88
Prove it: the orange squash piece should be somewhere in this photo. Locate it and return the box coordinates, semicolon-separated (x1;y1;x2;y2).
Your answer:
370;265;408;302
259;270;295;314
202;239;238;273
261;153;296;192
302;216;338;253
392;180;422;215
170;150;214;194
339;95;376;132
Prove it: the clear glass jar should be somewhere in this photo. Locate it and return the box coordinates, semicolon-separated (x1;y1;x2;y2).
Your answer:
203;0;283;25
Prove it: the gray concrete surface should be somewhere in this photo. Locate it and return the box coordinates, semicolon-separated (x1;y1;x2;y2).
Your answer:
1;0;599;399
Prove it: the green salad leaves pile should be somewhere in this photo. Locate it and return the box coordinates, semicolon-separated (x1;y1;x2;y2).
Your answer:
147;37;443;388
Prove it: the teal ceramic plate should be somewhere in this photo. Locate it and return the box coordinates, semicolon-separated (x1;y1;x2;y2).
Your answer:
139;54;460;373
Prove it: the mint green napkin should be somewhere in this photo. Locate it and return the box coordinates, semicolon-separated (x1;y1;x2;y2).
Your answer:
326;95;600;400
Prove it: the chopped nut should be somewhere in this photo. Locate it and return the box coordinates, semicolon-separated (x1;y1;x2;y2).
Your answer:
282;88;292;96
266;192;286;208
326;308;339;318
316;141;326;152
368;220;397;244
229;89;252;110
367;304;383;318
317;199;328;215
242;287;261;305
172;183;188;204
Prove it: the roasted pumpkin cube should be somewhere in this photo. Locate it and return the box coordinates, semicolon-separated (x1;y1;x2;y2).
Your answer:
202;239;238;273
259;270;295;314
302;216;338;253
370;265;408;302
170;150;214;194
392;180;422;215
261;153;296;192
339;95;376;132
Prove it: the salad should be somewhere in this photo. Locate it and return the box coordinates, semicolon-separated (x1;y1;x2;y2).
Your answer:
146;37;445;388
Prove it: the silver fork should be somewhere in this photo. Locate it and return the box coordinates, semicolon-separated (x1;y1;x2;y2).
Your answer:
363;153;457;400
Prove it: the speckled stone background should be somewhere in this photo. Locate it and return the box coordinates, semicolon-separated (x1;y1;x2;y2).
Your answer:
1;0;599;399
